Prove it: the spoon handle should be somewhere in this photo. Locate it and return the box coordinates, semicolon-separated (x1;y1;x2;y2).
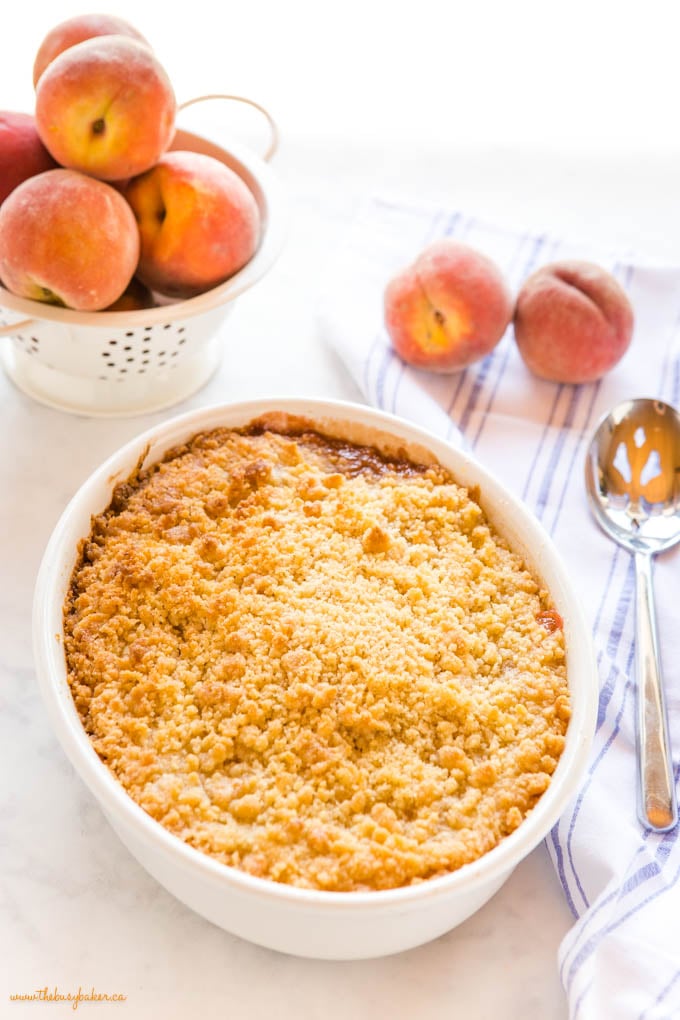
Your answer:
634;551;678;832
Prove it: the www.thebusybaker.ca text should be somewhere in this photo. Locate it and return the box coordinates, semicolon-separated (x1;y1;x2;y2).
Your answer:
9;986;127;1010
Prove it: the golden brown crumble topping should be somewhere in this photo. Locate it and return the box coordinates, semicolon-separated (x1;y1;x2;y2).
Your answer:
64;423;569;892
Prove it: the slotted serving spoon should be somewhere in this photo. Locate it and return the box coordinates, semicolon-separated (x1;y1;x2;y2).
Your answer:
585;397;680;832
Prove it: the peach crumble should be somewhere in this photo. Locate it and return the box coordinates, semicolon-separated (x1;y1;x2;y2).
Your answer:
64;421;570;892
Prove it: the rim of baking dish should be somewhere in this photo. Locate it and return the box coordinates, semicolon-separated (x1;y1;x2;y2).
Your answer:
33;396;598;910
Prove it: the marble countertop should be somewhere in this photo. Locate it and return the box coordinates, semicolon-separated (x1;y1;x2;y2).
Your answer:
6;136;679;1020
4;4;680;1016
1;140;579;1020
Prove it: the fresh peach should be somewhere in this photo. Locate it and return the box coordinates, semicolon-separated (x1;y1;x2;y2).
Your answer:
513;260;634;383
0;168;140;311
384;240;513;373
33;14;149;85
0;111;57;205
124;150;261;299
35;36;176;181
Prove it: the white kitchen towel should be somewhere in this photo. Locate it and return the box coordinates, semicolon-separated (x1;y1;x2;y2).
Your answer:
319;194;680;1020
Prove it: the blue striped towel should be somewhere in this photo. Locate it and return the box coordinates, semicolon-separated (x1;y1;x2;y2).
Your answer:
319;194;680;1019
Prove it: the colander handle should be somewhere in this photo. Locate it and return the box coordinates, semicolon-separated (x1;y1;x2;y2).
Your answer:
177;94;279;162
0;317;34;337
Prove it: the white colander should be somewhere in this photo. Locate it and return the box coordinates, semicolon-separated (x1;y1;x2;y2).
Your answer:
0;97;286;417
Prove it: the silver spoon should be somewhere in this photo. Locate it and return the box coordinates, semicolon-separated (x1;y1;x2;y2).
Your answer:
585;397;680;832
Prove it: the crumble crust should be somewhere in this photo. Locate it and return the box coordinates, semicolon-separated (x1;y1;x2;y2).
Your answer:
64;424;569;892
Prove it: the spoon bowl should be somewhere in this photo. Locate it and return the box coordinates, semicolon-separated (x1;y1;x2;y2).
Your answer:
585;397;680;832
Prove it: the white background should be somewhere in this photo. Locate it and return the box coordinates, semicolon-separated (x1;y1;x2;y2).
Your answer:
6;0;680;260
3;2;680;1018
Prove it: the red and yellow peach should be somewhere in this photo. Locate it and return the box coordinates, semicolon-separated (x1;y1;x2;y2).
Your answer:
384;240;513;373
513;260;634;383
33;13;149;86
0;167;140;311
0;110;57;205
35;36;176;182
124;150;261;299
